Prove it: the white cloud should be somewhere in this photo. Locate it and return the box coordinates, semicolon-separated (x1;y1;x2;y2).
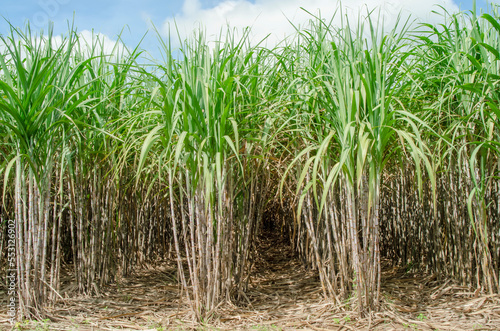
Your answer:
48;30;129;60
78;30;128;57
162;0;460;47
0;31;127;65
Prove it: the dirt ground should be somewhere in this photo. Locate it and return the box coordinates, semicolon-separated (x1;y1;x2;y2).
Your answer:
1;235;500;330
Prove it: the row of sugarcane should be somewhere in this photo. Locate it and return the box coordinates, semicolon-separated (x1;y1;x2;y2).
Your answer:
0;4;499;320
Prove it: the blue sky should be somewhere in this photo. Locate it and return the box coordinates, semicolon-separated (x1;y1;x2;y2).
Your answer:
0;0;497;59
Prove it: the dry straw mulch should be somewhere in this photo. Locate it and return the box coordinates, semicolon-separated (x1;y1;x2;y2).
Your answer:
1;236;499;330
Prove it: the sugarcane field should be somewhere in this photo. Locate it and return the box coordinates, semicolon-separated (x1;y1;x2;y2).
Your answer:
0;2;500;330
